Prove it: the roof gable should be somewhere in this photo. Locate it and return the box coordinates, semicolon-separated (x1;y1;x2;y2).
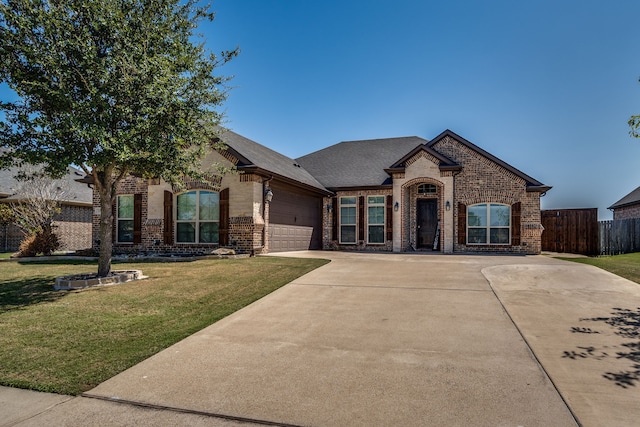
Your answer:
427;129;550;192
386;144;461;173
609;185;640;210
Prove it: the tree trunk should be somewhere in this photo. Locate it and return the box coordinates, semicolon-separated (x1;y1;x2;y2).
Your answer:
95;173;115;277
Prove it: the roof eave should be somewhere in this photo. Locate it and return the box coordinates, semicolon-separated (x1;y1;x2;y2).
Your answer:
526;185;552;193
328;184;393;192
238;165;333;196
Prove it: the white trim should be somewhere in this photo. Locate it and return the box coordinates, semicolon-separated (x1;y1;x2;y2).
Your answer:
366;195;385;244
116;194;134;244
467;203;511;245
338;196;357;244
175;189;220;244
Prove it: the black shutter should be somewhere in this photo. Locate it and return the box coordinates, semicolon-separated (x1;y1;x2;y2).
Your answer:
112;199;116;243
511;202;522;246
386;195;393;242
331;197;338;242
458;203;467;245
163;191;173;245
358;196;365;242
133;194;142;244
219;188;229;246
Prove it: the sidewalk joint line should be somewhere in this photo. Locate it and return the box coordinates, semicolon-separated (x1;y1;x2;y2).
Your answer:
80;393;305;427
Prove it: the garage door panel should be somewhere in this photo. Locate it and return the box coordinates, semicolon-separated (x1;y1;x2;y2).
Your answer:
270;224;314;252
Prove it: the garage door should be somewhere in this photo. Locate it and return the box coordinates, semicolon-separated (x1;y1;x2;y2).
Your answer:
269;224;314;252
268;181;322;252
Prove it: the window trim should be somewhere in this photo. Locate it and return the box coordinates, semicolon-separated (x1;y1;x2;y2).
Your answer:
466;203;511;245
339;196;357;244
367;195;385;244
175;189;220;244
116;194;134;244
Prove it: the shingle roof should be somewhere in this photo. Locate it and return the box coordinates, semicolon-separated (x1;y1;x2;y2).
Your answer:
296;136;427;189
220;130;330;194
609;185;640;210
0;165;92;205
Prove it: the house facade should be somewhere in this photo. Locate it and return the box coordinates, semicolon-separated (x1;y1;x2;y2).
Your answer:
93;129;550;256
608;185;640;220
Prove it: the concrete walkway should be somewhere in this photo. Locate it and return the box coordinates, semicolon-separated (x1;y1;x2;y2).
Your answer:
3;252;640;426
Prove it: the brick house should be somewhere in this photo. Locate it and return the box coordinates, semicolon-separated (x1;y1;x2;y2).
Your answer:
608;185;640;220
0;166;93;252
95;129;550;256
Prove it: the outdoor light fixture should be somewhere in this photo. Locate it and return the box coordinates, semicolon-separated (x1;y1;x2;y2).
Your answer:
446;201;451;211
327;203;333;213
394;201;399;211
265;188;274;203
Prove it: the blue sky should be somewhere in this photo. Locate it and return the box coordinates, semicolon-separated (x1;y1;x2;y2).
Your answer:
2;1;639;219
200;0;640;219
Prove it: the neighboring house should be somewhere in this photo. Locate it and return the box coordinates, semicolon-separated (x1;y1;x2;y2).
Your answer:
93;128;551;256
608;185;640;219
0;166;93;252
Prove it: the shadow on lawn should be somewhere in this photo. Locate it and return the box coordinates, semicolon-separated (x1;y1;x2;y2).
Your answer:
0;277;67;313
563;307;640;388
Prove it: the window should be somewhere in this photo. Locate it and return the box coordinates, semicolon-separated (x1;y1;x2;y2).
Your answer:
467;203;510;244
367;196;385;244
418;183;437;194
339;197;356;244
176;190;219;243
117;195;134;243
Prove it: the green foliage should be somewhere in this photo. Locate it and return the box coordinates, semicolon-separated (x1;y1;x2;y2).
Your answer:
0;0;236;181
0;0;237;275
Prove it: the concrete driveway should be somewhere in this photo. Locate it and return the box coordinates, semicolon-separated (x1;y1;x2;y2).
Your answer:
6;252;640;426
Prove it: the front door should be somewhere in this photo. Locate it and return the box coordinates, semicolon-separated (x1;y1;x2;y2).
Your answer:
417;199;438;250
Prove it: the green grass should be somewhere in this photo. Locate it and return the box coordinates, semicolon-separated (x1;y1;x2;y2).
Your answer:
558;252;640;284
0;256;329;395
0;252;14;259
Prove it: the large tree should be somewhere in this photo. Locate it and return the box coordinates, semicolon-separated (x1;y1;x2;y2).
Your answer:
0;0;237;276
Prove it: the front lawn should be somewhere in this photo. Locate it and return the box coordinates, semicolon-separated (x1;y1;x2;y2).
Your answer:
559;252;640;284
0;256;329;395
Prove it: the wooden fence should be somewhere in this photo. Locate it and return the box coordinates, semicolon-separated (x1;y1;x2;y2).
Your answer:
599;218;640;256
541;208;599;256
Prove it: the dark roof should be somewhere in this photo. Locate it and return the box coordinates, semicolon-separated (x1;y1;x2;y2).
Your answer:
0;165;92;205
608;185;640;210
296;136;427;189
427;130;551;193
220;130;330;194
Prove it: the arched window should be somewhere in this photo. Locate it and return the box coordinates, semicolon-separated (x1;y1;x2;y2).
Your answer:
417;183;437;195
467;203;510;245
176;190;220;243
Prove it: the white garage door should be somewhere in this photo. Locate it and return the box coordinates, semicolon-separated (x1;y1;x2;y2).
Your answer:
269;224;314;252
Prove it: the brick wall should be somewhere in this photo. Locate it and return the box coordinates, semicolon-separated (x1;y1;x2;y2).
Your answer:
433;135;543;255
93;175;265;255
613;204;640;220
322;189;393;252
0;203;92;252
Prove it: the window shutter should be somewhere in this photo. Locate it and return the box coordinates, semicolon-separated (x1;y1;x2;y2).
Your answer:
386;195;393;241
112;199;116;243
331;197;338;241
219;188;229;246
163;190;173;245
458;203;467;245
133;194;142;244
358;196;365;242
511;202;522;246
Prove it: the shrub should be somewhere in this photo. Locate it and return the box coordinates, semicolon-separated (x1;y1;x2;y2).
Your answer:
15;226;60;257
